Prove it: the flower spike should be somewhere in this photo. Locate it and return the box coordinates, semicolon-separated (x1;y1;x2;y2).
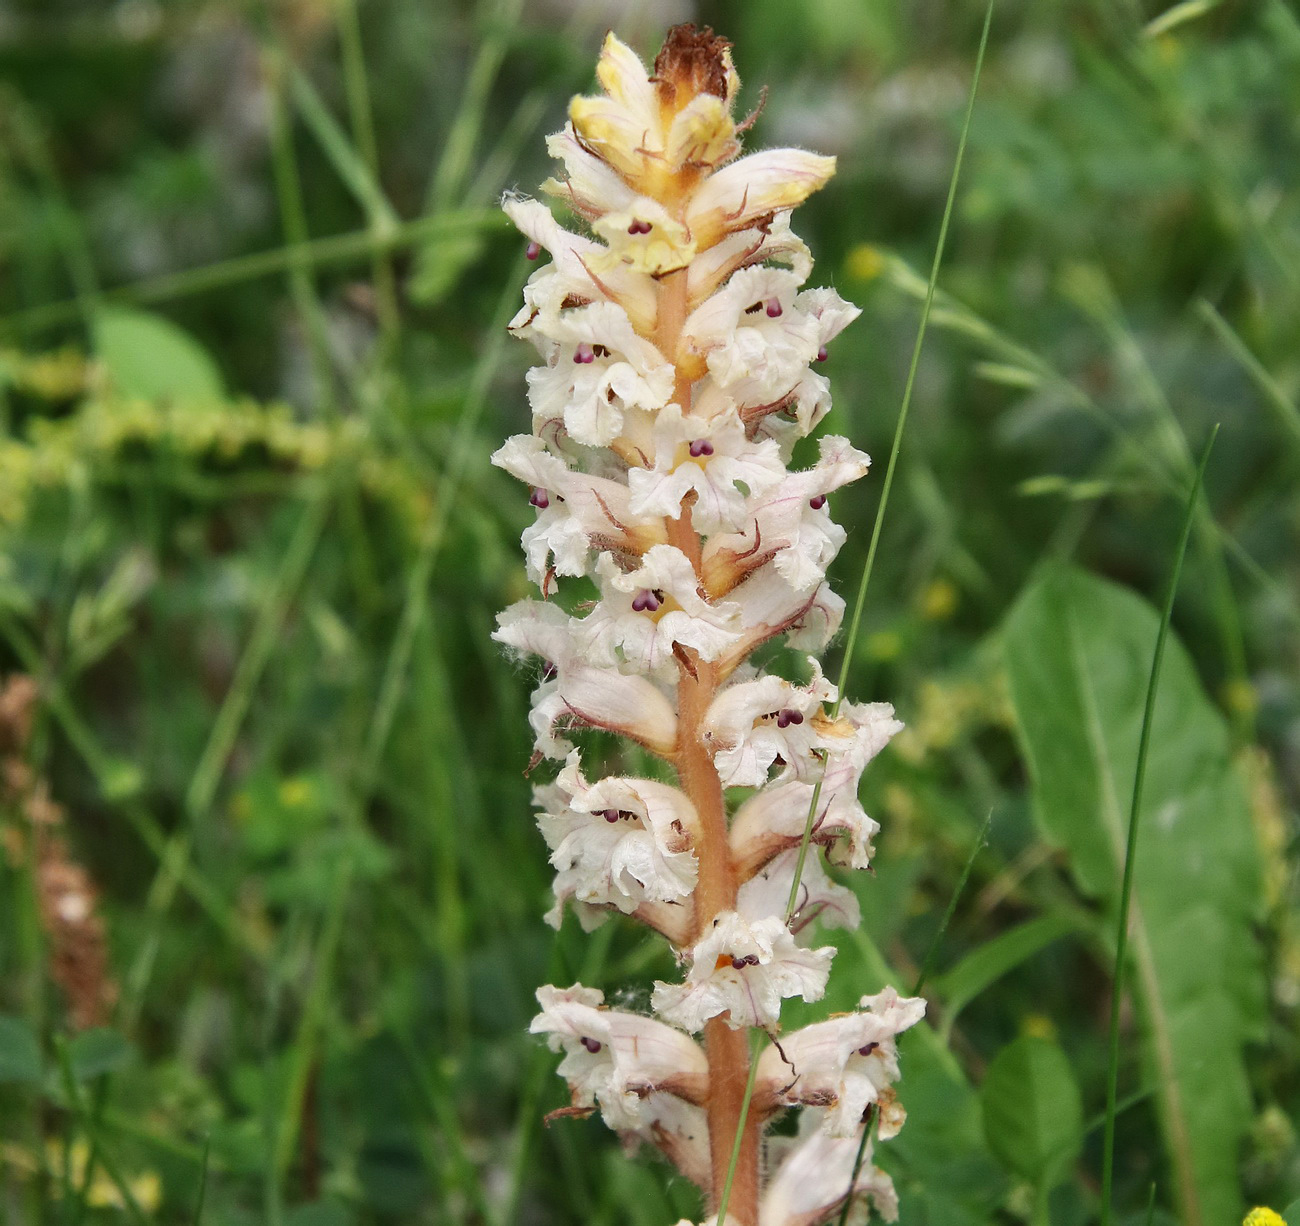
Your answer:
496;23;923;1225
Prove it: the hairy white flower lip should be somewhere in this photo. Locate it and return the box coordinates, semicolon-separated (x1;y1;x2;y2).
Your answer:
651;911;832;1031
728;705;899;877
702;657;837;786
494;601;678;757
539;753;700;924
626;405;785;535
755;987;926;1138
758;1108;899;1226
531;984;710;1124
582;546;742;677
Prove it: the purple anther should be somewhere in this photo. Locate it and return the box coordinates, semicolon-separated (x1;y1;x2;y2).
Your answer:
580;1036;603;1053
730;956;747;971
688;439;714;458
765;298;783;318
627;218;653;235
776;708;804;729
525;241;541;260
602;808;621;824
816;345;829;363
573;342;595;364
631;588;661;613
541;661;557;681
529;487;550;509
744;954;760;966
809;494;827;510
857;1042;879;1058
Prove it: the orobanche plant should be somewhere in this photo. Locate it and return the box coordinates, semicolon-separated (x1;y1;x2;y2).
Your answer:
493;24;924;1226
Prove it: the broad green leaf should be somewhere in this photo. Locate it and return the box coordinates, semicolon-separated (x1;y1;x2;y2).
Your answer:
92;305;224;402
933;912;1084;1040
1283;1199;1300;1226
1003;566;1263;1226
0;1016;43;1084
980;1036;1082;1186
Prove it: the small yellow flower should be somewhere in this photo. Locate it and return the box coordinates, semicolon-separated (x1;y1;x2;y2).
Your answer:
1243;1209;1286;1226
846;243;885;282
1021;1014;1056;1041
918;577;958;621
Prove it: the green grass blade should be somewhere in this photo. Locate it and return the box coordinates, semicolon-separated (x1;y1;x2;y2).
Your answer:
1099;424;1218;1226
913;808;993;996
1196;299;1300;448
0;210;506;336
785;0;995;924
53;1039;149;1226
190;1134;212;1226
287;61;399;233
358;249;526;788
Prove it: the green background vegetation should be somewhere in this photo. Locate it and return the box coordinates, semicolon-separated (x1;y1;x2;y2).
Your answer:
0;0;1298;1223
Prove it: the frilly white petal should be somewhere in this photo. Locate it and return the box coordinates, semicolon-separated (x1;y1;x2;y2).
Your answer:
651;912;832;1031
755;986;926;1137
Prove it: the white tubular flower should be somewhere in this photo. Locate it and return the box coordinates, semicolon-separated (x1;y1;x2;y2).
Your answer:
702;658;837;786
492;435;666;587
539;754;699;925
626;405;785;534
759;1110;899;1226
523;302;674;449
504;196;656;334
729;700;901;874
703;436;871;596
494;601;677;758
531;985;708;1129
651;911;832;1031
737;848;861;939
583;547;741;676
756;987;926;1138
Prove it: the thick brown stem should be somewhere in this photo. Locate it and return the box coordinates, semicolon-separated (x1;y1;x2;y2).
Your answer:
658;266;762;1225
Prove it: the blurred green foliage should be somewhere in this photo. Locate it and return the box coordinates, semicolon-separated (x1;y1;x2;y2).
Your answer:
0;0;1298;1223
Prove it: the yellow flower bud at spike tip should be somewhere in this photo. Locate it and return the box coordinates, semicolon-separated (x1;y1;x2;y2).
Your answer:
1243;1210;1286;1226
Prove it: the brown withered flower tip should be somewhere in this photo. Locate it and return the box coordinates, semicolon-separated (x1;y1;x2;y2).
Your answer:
653;24;734;105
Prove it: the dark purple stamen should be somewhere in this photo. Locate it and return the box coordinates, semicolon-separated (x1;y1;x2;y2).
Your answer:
525;241;541;260
574;342;595;364
809;494;827;510
541;661;557;681
857;1042;879;1058
730;956;747;971
580;1036;602;1053
529;487;550;509
688;439;714;458
745;954;760;966
815;344;829;363
631;588;661;613
627;218;652;235
602;808;620;823
765;298;783;318
776;708;804;729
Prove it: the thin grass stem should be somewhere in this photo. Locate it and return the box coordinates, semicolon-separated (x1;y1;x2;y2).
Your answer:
0;210;505;336
53;1039;149;1226
785;0;994;924
1098;425;1219;1226
913;808;993;997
